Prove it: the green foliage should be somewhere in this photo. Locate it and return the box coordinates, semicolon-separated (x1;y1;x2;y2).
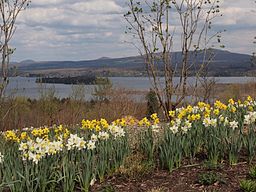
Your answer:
249;166;256;179
204;126;223;165
158;128;183;172
146;89;159;118
0;129;129;192
246;125;256;163
3;97;256;191
139;127;155;162
240;179;256;192
197;172;224;186
203;161;223;171
240;163;256;192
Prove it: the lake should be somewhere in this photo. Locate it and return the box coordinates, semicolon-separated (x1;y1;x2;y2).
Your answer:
4;76;256;100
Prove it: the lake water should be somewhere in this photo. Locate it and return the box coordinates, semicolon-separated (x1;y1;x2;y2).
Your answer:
4;76;256;100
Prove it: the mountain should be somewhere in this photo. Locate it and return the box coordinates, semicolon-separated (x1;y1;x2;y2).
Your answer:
19;59;37;65
16;49;254;77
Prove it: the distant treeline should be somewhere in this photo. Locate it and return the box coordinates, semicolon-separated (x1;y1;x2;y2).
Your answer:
36;75;97;85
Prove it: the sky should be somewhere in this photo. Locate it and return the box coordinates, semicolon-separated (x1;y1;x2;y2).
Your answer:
10;0;256;62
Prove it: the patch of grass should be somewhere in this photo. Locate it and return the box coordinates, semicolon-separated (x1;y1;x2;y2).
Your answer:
116;153;155;179
249;166;256;179
240;179;256;192
203;161;223;171
197;172;225;186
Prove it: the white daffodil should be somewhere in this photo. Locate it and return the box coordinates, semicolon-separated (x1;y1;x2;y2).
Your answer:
19;142;28;151
175;119;181;126
87;140;96;150
244;112;256;125
170;125;179;134
28;151;41;164
211;118;217;127
229;121;239;130
0;152;4;163
203;118;217;128
98;131;109;140
108;125;125;138
66;134;86;151
90;134;98;141
181;120;192;134
203;118;211;127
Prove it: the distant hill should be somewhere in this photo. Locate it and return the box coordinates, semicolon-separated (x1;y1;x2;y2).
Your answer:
20;59;36;64
16;49;254;77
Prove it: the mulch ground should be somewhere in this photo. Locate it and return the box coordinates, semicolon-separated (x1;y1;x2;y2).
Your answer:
92;162;250;192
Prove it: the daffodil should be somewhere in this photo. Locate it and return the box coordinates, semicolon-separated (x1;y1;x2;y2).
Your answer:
66;134;86;151
98;131;109;140
4;130;20;142
108;125;125;138
0;152;4;163
87;140;96;150
169;110;175;118
244;112;256;125
229;121;239;130
203;117;217;128
170;125;179;134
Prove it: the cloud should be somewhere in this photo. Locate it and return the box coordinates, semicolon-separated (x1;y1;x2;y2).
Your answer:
31;0;65;6
10;0;256;61
214;6;255;26
19;0;124;28
69;0;123;14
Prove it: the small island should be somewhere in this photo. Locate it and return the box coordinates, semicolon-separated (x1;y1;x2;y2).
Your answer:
36;75;97;85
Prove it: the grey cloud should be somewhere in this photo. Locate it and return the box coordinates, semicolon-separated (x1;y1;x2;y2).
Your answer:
10;0;256;61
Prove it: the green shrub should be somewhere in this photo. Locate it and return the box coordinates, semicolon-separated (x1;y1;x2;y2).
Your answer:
197;172;224;186
240;179;256;192
249;166;256;179
146;89;159;117
203;161;223;170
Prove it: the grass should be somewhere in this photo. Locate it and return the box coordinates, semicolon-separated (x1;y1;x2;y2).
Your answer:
0;89;146;131
197;172;225;186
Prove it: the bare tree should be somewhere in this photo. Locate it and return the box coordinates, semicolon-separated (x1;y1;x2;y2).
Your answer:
252;41;256;67
250;1;256;67
0;0;30;98
124;0;222;119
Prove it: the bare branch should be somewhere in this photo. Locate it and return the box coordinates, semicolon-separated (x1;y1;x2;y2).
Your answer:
0;0;30;98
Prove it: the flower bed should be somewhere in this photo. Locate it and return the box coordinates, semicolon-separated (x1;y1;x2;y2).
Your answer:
1;96;256;191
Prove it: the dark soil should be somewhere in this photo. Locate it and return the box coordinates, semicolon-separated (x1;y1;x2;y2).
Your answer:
92;162;250;192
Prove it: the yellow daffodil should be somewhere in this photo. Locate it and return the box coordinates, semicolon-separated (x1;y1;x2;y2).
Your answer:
213;109;220;116
169;110;175;118
228;98;235;105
